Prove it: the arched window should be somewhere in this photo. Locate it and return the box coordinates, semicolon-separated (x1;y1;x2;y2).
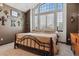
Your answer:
32;3;63;32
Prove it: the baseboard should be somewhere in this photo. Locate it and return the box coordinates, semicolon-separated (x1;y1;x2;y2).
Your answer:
58;41;67;44
0;41;14;46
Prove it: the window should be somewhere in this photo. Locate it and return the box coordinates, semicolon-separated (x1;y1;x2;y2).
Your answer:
40;15;46;29
57;3;63;31
58;3;63;11
57;12;63;31
47;13;54;29
34;16;38;29
35;8;38;14
32;3;64;32
49;3;55;11
39;3;55;13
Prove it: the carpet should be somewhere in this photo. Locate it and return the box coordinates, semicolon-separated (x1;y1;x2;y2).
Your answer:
0;48;38;56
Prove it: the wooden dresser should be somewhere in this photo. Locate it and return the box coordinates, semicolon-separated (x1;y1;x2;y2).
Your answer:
70;33;79;55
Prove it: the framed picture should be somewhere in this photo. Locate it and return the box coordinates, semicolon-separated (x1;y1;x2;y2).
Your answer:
11;9;18;17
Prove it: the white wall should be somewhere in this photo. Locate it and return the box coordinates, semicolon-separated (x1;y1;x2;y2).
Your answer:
58;4;67;42
6;3;38;12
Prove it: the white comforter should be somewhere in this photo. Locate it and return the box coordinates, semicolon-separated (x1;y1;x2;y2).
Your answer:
16;32;57;43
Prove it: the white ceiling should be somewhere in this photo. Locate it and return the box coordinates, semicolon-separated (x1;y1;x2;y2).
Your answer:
5;3;38;12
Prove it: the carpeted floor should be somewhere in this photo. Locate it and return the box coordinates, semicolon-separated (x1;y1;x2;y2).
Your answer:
0;43;37;56
0;49;38;56
0;42;74;56
57;43;74;56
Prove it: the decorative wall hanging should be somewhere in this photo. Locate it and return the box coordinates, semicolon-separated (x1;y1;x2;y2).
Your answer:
11;20;16;27
70;16;75;23
3;10;9;18
11;9;19;17
0;10;8;25
4;10;8;15
0;16;7;25
17;21;20;26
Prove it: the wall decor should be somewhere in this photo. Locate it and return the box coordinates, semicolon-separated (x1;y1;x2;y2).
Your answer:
0;16;7;25
11;9;18;17
17;21;20;26
3;10;9;18
4;10;8;15
11;20;16;27
70;16;75;23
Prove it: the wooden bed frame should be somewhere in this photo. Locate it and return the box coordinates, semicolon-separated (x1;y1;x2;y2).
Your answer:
14;34;57;56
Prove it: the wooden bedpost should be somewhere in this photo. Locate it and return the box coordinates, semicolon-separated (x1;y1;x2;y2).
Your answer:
49;37;54;56
14;34;17;49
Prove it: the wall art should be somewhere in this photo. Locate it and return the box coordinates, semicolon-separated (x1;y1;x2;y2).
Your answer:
0;16;7;25
11;20;16;27
11;9;19;17
17;21;20;26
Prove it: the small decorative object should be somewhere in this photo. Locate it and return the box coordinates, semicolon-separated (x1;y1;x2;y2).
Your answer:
17;21;20;26
11;20;16;27
71;16;75;23
0;16;7;25
3;10;9;18
4;10;8;15
11;9;19;17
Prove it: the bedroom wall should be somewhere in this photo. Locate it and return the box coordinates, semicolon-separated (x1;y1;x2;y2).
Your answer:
67;3;78;43
77;4;79;33
0;4;25;45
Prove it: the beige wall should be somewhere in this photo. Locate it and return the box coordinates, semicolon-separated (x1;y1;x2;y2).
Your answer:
67;3;78;43
0;4;25;45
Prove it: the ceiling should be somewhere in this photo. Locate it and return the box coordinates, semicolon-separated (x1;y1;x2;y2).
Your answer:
5;3;38;12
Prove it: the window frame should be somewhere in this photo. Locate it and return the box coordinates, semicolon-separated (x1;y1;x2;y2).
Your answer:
32;3;64;32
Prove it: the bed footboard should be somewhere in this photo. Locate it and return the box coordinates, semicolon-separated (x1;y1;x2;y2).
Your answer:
14;34;54;56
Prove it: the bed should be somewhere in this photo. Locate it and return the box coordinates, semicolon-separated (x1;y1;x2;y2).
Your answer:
14;32;59;56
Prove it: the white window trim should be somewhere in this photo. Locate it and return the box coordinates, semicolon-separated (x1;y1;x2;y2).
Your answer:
31;3;64;32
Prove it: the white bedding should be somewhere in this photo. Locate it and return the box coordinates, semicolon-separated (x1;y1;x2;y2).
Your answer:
16;32;57;43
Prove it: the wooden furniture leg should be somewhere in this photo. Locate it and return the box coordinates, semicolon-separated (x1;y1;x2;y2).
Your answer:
49;37;54;56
